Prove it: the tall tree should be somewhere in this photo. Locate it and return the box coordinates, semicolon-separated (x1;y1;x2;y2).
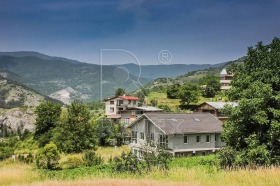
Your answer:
115;88;125;96
199;75;220;98
53;101;98;153
178;84;201;106
221;38;280;166
34;102;61;147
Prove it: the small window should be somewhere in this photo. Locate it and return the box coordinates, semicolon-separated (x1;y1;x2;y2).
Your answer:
110;101;114;105
110;107;114;113
124;118;130;124
132;131;137;143
196;135;200;143
140;132;144;140
131;111;136;115
128;100;131;104
133;100;137;105
184;135;188;144
150;133;154;141
206;135;211;143
215;134;218;142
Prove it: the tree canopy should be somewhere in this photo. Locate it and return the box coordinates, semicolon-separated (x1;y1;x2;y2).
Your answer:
115;88;125;96
34;102;61;147
53;101;98;153
220;38;280;166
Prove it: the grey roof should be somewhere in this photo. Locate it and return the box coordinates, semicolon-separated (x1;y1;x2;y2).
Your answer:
130;113;223;135
135;106;162;111
205;102;238;109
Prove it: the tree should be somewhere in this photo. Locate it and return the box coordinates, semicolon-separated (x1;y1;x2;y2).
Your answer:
53;101;98;153
199;75;220;98
166;84;180;99
220;38;280;166
178;84;201;106
34;102;61;147
115;88;125;96
36;142;60;170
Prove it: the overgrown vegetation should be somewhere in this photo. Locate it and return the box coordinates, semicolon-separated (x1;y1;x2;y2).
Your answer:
219;38;280;167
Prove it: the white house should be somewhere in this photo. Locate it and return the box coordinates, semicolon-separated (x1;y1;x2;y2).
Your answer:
104;95;162;124
220;68;234;90
128;113;224;158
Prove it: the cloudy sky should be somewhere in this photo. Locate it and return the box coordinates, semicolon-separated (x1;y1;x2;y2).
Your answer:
0;0;279;65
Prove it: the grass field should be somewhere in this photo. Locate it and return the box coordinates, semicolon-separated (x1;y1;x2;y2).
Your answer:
1;147;280;186
146;92;227;111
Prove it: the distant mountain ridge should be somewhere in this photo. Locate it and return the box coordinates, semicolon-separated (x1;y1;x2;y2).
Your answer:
0;51;240;103
0;68;62;108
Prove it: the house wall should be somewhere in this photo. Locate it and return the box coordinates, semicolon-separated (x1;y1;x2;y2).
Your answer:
130;117;224;154
169;133;224;151
105;98;139;115
130;117;164;146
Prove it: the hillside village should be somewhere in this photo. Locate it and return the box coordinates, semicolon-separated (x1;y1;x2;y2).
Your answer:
0;39;279;186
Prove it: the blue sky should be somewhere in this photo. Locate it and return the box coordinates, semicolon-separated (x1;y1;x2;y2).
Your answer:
0;0;279;65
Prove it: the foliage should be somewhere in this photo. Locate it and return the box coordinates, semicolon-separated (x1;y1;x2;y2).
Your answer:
166;84;180;99
221;38;280;166
158;104;171;111
178;84;201;106
34;101;61;147
0;146;14;160
217;147;237;168
199;75;220;98
60;156;84;169
53;101;98;153
113;151;141;174
115;88;126;96
82;150;104;167
149;99;158;107
97;120;125;146
36;142;60;170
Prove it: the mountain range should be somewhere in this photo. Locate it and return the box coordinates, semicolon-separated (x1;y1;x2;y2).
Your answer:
0;51;234;104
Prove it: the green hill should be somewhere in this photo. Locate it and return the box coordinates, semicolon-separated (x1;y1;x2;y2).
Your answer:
0;68;61;108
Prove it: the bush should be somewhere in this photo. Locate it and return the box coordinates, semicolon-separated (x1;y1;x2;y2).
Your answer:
82;150;103;167
0;146;14;160
217;147;237;168
36;142;60;170
113;152;141;174
60;156;84;169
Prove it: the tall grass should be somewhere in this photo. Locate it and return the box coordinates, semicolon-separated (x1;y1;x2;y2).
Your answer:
1;149;280;186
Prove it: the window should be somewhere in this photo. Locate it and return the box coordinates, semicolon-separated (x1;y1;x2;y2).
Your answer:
159;134;168;148
184;135;188;144
215;134;218;142
110;101;114;105
140;132;144;140
128;100;131;104
109;107;114;113
131;111;136;115
206;135;211;143
124;118;130;124
118;100;123;106
150;133;154;141
132;131;137;143
133;100;137;105
196;135;200;143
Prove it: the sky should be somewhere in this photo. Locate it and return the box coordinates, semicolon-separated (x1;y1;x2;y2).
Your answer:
0;0;279;65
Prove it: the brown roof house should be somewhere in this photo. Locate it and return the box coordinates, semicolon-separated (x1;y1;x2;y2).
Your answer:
195;102;238;123
128;113;224;158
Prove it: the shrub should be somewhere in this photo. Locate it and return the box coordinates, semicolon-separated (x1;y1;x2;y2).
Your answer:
217;147;237;168
61;156;84;169
36;142;60;170
82;150;103;167
0;146;14;160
